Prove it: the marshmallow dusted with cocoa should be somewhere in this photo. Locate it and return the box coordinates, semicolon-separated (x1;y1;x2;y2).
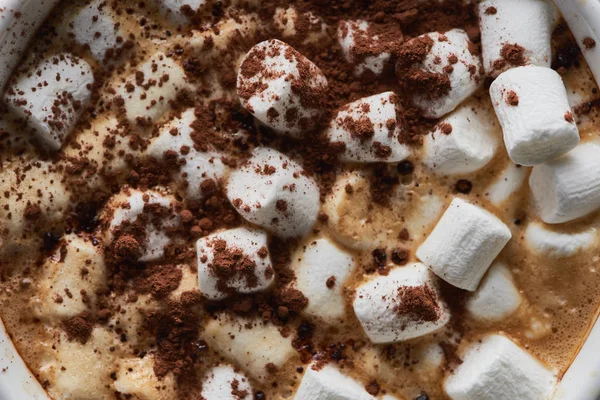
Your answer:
226;147;320;238
151;0;207;26
196;227;275;300
490;66;579;166
327;92;411;163
291;237;356;322
444;335;557;400
295;363;377;400
4;53;94;151
201;365;253;400
338;20;402;76
530;143;600;224
147;108;227;201
237;39;328;137
479;0;557;76
397;29;483;119
353;263;450;344
423;103;499;175
416;198;512;291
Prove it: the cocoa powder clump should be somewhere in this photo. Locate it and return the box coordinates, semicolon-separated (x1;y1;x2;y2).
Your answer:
395;285;440;322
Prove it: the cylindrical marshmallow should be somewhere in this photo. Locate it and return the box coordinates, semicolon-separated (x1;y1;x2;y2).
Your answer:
423;103;498;175
237;39;328;137
484;162;528;207
295;363;376;400
201;365;253;400
416;198;512;291
489;66;579;166
226;147;320;238
353;263;450;344
479;0;557;76
529;142;600;224
524;222;597;257
196;227;275;300
327;92;411;163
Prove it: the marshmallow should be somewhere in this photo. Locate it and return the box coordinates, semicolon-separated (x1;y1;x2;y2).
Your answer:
291;237;355;322
35;235;106;320
525;222;597;258
274;7;329;46
444;335;557;400
147;108;227;201
490;66;579;166
226;147;320;238
152;0;207;26
116;52;188;126
399;29;483;119
0;0;61;91
327;92;411;163
479;0;557;76
465;262;521;322
485;162;528;207
62;0;129;63
114;356;176;399
530;143;600;224
416;198;512;291
295;363;376;400
423;103;499;175
196;227;275;300
338;20;401;76
4;54;94;151
203;314;295;381
102;188;180;262
237;39;328;137
201;365;253;400
353;263;450;344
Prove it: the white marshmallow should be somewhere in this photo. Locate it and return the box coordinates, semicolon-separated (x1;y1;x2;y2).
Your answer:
295;364;376;400
196;227;274;300
4;54;93;151
327;92;411;163
525;222;597;258
479;0;556;76
444;335;557;400
226;147;320;238
416;198;512;291
291;237;355;322
237;39;328;137
485;162;528;207
465;262;521;322
0;0;61;91
490;66;579;166
147;108;227;201
153;0;207;26
114;356;177;400
353;263;450;344
401;29;483;119
201;365;253;400
530;143;600;224
63;0;129;63
102;188;180;262
203;314;295;382
423;103;498;175
274;8;328;46
338;20;399;76
116;52;188;126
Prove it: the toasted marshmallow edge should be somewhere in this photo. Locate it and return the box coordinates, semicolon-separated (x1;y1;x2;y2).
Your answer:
465;262;521;322
292;237;355;321
295;364;376;400
196;227;274;300
444;335;557;400
479;0;556;76
524;222;597;258
201;365;253;400
416;198;512;291
4;54;94;151
327;91;411;163
147;108;227;201
353;263;450;344
236;39;328;137
485;162;528;207
408;29;483;119
423;103;498;175
530;142;600;224
490;66;579;166
226;147;320;238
